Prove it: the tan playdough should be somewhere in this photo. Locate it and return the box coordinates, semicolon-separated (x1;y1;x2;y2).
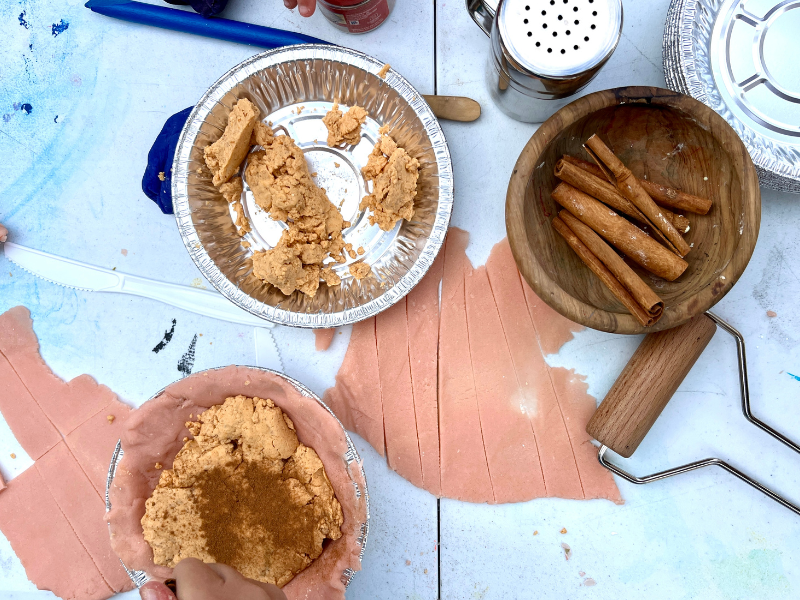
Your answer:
246;131;349;297
141;395;343;587
204;98;259;186
322;103;367;147
360;131;420;231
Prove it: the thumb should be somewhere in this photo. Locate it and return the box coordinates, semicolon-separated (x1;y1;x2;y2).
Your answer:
140;581;178;600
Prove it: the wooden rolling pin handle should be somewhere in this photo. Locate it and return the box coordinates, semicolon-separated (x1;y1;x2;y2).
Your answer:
586;314;718;458
422;95;481;122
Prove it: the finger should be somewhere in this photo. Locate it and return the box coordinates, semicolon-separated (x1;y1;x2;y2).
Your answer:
139;581;177;600
205;563;288;600
173;558;227;598
284;0;298;9
298;0;316;17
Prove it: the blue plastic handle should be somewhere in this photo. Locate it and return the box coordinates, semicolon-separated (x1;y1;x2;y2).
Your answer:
86;0;330;48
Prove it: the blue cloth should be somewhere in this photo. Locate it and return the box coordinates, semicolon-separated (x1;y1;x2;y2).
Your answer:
188;0;229;18
142;106;193;214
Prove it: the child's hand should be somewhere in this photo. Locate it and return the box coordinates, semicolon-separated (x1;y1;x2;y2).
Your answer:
284;0;317;17
139;558;288;600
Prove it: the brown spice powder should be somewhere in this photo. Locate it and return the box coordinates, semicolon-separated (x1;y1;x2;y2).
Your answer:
196;462;320;572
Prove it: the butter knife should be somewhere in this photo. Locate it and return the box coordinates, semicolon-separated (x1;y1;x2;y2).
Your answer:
3;242;274;329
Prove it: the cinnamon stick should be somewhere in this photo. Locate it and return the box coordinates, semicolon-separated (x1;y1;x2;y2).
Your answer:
562;155;711;215
551;182;688;281
554;159;691;234
559;210;663;326
639;179;712;215
552;216;657;327
584;135;691;258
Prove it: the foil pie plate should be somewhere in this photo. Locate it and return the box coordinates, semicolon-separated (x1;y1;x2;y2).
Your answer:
105;367;370;589
172;45;454;327
662;0;800;193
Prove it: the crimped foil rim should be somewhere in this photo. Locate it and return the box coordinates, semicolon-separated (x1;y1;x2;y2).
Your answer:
171;44;454;327
671;0;800;193
105;366;370;589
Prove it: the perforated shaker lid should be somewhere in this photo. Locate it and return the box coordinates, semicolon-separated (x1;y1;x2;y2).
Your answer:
498;0;623;79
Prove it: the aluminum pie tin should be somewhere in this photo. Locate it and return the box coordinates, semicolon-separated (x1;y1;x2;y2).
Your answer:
663;0;800;193
105;366;370;589
172;44;454;327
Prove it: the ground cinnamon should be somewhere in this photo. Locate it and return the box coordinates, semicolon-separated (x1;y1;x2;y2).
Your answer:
197;462;320;573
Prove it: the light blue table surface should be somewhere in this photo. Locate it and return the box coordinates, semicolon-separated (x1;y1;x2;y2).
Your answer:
1;1;799;599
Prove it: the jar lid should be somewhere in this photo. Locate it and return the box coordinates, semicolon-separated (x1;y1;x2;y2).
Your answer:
498;0;623;79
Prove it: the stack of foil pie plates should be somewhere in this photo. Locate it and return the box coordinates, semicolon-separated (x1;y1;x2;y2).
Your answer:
663;0;800;193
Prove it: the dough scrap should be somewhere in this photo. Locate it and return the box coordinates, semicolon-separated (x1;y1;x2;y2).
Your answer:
349;262;372;280
141;395;343;588
246;129;348;297
204;98;260;186
360;133;419;231
322;103;368;147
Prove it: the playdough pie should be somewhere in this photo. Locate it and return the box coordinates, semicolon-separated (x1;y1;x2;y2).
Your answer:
106;367;367;600
141;395;343;587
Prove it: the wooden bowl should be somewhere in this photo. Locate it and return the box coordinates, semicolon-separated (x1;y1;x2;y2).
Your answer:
506;87;761;335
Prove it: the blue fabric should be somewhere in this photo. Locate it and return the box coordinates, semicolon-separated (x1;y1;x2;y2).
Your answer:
141;106;193;214
188;0;229;18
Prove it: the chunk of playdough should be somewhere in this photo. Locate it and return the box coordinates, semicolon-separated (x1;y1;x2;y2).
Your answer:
0;466;113;600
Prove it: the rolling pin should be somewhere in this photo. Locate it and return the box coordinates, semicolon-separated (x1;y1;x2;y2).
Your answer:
586;314;718;458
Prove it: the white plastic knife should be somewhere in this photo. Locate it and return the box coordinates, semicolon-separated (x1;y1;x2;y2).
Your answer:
3;242;274;329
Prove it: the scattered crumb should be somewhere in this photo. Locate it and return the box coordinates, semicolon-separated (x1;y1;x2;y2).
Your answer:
560;528;567;534
579;571;585;577
767;310;777;318
561;542;571;560
377;63;391;78
583;578;596;587
106;415;115;424
349;262;372;280
183;437;189;443
334;162;340;168
533;531;538;536
10;453;16;459
154;462;163;469
121;249;128;256
357;246;365;255
112;267;117;271
189;414;193;419
244;380;251;386
242;240;251;248
158;172;166;182
703;176;708;181
424;569;428;574
720;275;726;280
405;560;411;566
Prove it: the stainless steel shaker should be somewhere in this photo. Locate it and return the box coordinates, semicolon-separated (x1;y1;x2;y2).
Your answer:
468;0;623;122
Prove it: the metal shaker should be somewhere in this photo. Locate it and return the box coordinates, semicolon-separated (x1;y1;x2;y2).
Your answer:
468;0;623;123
